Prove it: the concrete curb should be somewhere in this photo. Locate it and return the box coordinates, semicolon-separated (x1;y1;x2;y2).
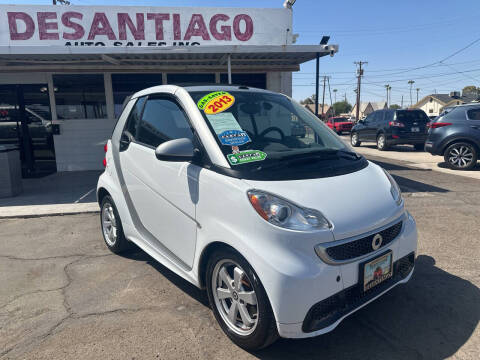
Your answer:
0;203;100;219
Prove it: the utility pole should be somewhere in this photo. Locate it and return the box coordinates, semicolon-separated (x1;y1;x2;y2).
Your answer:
401;95;404;108
321;75;327;120
354;61;367;121
333;89;337;104
416;88;420;104
384;84;391;108
408;80;415;107
327;77;333;116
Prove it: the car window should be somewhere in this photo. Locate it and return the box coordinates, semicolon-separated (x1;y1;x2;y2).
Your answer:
467;108;480;120
137;96;193;148
364;113;374;124
123;96;146;139
395;110;429;124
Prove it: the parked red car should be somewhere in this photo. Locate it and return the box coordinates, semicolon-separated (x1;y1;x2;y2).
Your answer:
326;117;353;134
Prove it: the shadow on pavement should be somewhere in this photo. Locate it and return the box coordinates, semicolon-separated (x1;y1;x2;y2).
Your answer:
0;170;101;207
437;161;480;172
369;159;449;193
119;248;209;307
121;247;479;360
253;255;480;360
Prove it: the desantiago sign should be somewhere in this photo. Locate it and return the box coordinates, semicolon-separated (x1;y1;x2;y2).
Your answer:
0;5;292;51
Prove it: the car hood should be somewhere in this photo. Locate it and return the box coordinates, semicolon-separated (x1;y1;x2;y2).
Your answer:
242;162;404;240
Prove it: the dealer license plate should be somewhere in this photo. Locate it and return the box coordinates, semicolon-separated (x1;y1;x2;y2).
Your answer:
363;251;393;292
411;127;420;132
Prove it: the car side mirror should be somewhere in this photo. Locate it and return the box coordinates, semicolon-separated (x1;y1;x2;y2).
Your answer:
155;138;195;162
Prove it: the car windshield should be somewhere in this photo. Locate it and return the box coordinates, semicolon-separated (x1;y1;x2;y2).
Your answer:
334;117;349;123
189;90;353;168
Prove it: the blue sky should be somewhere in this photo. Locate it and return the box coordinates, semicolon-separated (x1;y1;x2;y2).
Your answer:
2;0;480;105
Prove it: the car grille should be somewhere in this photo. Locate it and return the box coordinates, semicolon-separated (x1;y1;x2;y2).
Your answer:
302;252;415;333
325;221;403;261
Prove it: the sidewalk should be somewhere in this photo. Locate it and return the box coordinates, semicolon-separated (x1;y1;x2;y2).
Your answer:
340;136;480;180
0;171;101;218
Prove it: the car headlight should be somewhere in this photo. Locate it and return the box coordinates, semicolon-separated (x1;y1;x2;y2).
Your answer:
383;168;402;205
247;190;331;231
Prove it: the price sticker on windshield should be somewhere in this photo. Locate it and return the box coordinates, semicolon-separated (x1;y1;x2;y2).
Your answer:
198;91;235;115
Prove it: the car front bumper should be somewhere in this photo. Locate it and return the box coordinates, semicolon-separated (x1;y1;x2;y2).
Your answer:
273;212;418;339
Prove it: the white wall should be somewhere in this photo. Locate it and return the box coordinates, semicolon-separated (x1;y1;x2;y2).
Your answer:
417;98;444;116
54;118;116;171
267;72;293;97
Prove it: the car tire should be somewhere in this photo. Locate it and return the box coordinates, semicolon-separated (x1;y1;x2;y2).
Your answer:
351;132;361;147
377;133;389;151
100;195;132;253
414;144;424;151
206;248;278;350
444;142;478;170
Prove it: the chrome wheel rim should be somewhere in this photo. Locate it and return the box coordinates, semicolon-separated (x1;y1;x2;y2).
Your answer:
102;203;117;246
448;145;473;168
351;134;357;145
378;135;385;148
212;260;258;336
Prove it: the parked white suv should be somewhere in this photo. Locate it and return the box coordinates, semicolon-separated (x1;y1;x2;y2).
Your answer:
97;85;417;350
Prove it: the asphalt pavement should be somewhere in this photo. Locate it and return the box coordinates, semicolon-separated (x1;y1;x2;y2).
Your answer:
0;154;479;359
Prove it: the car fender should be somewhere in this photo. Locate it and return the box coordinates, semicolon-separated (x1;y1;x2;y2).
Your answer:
439;133;480;154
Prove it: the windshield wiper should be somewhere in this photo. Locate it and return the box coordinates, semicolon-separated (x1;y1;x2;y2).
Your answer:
252;149;361;172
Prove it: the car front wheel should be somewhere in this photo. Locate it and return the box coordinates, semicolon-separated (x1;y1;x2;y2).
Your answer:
206;248;278;350
444;142;478;170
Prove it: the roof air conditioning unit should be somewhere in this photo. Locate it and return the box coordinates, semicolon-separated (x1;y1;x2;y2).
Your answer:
450;91;461;98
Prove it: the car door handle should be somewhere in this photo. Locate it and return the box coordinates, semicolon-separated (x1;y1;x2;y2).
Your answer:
471;126;480;130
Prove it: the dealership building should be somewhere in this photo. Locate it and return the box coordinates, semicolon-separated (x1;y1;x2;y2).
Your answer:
0;4;337;174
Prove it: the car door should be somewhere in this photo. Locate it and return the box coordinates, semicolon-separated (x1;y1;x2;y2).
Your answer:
359;112;375;141
118;94;199;269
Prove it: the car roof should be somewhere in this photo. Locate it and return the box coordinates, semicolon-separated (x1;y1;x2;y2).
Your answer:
131;84;276;99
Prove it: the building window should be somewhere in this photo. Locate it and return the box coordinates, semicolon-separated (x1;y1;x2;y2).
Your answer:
112;73;163;118
167;73;215;84
53;74;107;120
429;109;433;113
220;73;267;89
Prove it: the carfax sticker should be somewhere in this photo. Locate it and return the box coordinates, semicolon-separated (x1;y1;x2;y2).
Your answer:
197;91;235;114
227;150;267;165
218;129;251;146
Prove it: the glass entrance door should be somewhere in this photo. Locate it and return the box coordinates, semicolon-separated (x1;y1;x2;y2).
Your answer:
0;84;56;177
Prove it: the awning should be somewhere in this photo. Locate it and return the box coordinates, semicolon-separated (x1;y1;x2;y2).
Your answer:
0;44;338;72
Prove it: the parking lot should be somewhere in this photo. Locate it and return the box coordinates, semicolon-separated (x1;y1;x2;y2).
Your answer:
1;151;479;360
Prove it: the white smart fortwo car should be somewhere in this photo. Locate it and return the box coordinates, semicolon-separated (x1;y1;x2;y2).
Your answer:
97;85;417;350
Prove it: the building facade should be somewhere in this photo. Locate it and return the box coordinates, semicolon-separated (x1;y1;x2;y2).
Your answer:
0;4;337;175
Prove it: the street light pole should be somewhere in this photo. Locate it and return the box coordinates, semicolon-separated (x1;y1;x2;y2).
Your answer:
416;88;420;104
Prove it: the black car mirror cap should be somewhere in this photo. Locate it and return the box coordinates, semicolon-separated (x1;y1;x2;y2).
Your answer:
155;138;195;162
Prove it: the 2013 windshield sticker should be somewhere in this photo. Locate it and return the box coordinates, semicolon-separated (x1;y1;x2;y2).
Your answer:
227;150;267;165
197;91;235;114
218;130;251;146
